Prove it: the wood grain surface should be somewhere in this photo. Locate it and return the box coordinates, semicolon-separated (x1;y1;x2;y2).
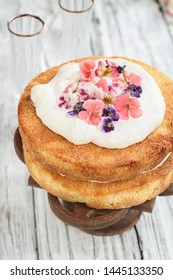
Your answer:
0;0;173;260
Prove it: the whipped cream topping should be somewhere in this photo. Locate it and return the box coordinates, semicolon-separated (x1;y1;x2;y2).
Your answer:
31;58;166;148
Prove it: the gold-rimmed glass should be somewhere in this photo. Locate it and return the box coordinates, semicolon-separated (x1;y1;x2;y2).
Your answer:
7;14;44;99
58;0;94;60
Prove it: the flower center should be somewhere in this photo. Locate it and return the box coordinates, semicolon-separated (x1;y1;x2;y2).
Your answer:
107;122;112;128
65;97;70;102
126;103;130;109
103;95;114;104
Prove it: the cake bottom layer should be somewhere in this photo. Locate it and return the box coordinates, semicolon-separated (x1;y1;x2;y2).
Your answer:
23;145;173;209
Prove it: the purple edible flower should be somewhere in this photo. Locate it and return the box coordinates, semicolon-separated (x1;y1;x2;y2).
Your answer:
102;117;115;133
67;102;85;116
125;84;142;98
117;65;126;74
102;105;119;121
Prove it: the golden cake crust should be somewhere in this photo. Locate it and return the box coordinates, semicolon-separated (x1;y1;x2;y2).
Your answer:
23;146;173;209
18;56;173;182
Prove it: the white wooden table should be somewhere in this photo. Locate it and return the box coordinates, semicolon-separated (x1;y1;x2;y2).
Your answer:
0;0;173;260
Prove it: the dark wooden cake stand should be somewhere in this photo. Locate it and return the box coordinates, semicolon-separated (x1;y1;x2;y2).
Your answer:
14;128;173;236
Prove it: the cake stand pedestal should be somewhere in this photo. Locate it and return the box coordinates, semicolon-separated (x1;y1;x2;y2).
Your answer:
14;128;173;236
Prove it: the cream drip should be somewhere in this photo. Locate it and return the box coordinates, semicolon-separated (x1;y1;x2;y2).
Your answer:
31;58;166;148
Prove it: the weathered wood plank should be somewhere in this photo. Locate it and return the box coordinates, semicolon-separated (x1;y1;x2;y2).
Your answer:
136;197;173;259
0;97;37;259
158;0;173;39
96;0;173;76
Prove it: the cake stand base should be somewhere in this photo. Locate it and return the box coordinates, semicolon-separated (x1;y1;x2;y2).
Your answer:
48;194;142;236
14;128;173;236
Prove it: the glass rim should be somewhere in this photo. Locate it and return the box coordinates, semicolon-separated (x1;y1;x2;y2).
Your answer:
7;14;45;37
58;0;94;13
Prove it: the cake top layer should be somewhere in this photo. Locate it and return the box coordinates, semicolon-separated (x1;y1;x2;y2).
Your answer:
31;58;165;148
18;56;173;182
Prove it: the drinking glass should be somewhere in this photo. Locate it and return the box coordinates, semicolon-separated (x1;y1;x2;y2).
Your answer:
7;14;44;99
58;0;94;60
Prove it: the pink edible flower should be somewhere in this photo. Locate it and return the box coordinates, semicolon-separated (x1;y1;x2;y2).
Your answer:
108;80;127;96
79;81;104;100
79;60;96;81
106;60;119;77
113;93;143;120
58;82;79;109
123;72;142;86
95;61;105;77
97;78;109;92
95;60;118;78
113;75;127;86
58;95;72;110
78;99;104;125
63;81;79;94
